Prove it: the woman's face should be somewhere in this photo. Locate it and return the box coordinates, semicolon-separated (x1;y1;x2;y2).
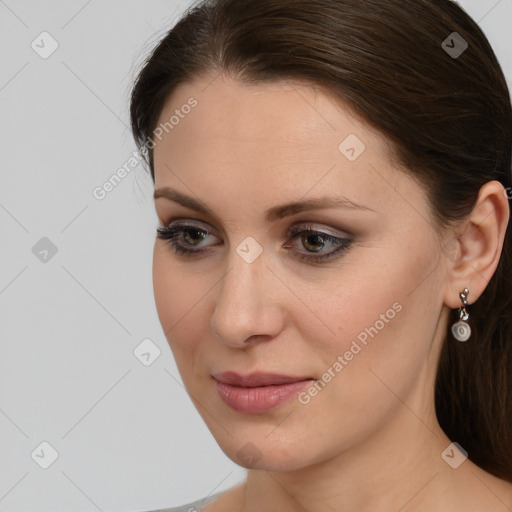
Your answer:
152;73;452;471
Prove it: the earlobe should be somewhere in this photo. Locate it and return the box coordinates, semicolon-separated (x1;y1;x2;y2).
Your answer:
443;180;510;309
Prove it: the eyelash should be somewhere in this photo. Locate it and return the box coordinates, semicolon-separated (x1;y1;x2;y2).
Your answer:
155;223;352;263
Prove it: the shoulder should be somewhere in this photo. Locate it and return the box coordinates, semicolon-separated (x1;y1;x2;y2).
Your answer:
144;490;226;512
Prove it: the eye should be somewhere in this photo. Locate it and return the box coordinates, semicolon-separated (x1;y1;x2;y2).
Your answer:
156;221;353;263
156;222;221;257
284;225;352;263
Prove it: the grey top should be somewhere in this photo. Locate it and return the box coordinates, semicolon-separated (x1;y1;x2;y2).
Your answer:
147;490;226;512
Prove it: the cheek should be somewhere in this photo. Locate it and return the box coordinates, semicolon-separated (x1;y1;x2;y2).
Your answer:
290;261;407;355
296;236;440;385
152;244;176;329
152;244;206;363
319;275;440;420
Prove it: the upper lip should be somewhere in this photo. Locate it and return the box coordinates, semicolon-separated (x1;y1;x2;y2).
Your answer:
212;371;313;387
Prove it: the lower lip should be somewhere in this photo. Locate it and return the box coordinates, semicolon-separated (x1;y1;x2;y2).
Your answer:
215;379;314;414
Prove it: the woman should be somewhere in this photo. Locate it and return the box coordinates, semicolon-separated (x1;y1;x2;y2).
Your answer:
130;0;512;510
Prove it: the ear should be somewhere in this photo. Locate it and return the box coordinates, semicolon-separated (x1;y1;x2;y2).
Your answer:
443;180;510;309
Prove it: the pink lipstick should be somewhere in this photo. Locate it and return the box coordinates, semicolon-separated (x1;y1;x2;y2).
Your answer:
213;372;314;414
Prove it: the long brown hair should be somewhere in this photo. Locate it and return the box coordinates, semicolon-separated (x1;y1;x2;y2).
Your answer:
130;0;512;481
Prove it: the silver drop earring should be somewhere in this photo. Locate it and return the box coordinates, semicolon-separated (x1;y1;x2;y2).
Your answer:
451;288;471;342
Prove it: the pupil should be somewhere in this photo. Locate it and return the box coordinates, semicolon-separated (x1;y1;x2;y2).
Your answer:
303;233;324;252
186;229;206;244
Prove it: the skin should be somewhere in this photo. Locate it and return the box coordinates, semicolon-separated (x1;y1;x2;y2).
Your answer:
151;72;511;512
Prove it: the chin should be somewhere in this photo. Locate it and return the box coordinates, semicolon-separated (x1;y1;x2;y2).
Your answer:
209;424;317;472
227;446;309;472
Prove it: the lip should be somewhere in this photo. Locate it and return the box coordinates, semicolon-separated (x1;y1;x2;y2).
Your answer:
213;372;315;414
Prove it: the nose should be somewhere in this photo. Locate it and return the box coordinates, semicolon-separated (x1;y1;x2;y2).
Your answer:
210;245;285;348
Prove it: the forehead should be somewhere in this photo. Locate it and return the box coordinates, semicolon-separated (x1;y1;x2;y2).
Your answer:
155;74;374;151
152;73;421;221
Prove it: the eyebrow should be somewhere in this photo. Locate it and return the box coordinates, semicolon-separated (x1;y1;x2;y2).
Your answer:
153;187;376;221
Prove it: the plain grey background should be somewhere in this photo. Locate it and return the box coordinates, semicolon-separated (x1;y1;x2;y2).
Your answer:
0;1;511;511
